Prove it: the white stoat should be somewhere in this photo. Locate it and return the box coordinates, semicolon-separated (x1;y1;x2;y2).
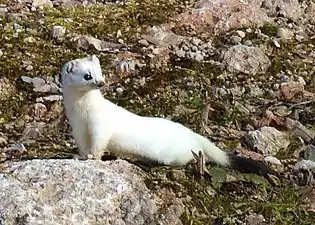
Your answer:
61;55;277;177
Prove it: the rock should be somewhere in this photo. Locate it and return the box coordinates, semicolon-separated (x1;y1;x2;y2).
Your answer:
21;76;61;94
74;35;125;52
264;156;282;165
273;39;280;48
194;52;204;61
36;95;63;102
245;126;290;155
19;122;46;144
7;143;26;152
0;137;7;147
230;35;242;44
304;145;315;162
222;44;271;75
0;5;8;14
138;39;149;46
142;25;185;47
116;87;124;94
247;84;265;97
294;160;315;171
33;103;47;119
245;213;266;225
277;27;294;40
51;25;66;40
0;159;183;225
172;0;272;36
175;48;185;58
236;30;246;38
191;37;202;46
32;0;53;8
284;118;314;143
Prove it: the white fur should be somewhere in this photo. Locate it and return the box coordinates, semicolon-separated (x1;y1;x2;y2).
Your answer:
61;55;230;166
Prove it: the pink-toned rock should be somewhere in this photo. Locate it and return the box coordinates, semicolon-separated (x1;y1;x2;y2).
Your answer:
170;0;272;37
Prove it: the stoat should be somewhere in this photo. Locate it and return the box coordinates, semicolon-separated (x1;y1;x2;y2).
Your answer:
60;55;278;177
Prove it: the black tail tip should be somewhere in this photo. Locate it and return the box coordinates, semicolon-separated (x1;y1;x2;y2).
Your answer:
229;154;280;178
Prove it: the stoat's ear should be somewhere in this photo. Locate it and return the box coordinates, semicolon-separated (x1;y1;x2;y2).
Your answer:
89;54;100;65
62;61;75;74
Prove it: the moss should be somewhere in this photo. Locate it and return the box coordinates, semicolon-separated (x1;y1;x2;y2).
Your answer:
261;23;278;37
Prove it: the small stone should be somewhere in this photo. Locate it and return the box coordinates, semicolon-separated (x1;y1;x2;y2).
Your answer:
116;30;122;38
0;6;8;14
273;83;280;90
304;145;315;162
194;52;204;62
138;39;149;46
32;0;53;8
295;34;304;42
264;156;282;165
0;137;7;147
277;27;294;40
243;40;253;46
191;37;201;46
273;39;280;48
8;143;26;152
152;48;160;55
182;45;189;51
116;87;124;94
236;30;246;38
230;35;242;44
245;126;290;156
175;49;185;58
24;36;36;43
33;103;47;119
51;25;66;40
294;160;315;171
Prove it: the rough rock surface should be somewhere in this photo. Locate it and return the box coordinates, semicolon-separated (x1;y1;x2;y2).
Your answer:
0;159;183;225
222;44;271;75
245;126;290;155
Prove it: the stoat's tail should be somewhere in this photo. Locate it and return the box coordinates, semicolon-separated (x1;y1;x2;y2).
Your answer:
198;135;279;177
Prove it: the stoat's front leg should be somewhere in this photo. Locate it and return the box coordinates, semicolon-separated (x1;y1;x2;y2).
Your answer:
87;119;112;161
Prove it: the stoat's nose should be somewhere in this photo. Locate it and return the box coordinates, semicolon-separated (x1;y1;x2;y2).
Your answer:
96;80;105;87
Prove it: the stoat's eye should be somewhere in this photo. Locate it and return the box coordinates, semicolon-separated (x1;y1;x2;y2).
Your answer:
84;73;92;81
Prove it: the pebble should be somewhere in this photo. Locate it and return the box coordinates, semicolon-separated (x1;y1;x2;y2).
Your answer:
152;48;160;55
264;156;282;165
175;49;185;58
51;25;66;40
191;37;202;46
273;39;280;48
195;52;204;62
138;39;149;46
236;30;246;38
277;27;294;40
0;137;7;146
116;87;124;94
230;35;242;44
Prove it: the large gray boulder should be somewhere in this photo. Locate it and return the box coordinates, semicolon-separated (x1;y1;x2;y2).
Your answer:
0;159;183;225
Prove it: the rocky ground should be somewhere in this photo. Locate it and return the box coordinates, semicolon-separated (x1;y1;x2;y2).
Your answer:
1;0;315;224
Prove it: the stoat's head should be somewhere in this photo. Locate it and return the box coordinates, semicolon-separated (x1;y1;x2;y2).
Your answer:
60;55;105;91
